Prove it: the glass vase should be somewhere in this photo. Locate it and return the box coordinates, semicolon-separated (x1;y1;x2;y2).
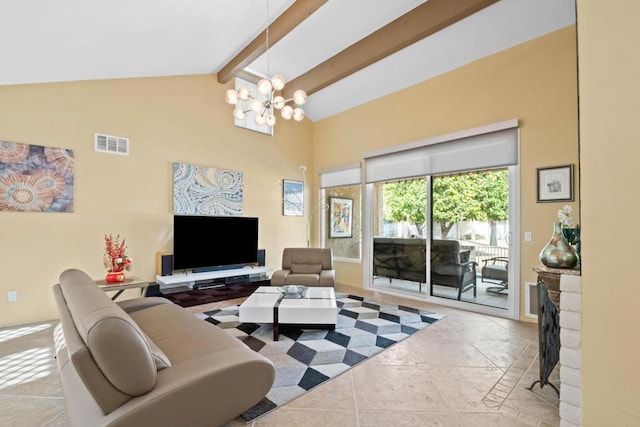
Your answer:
539;222;579;269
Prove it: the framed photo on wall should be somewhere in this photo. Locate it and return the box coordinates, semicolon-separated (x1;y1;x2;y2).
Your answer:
282;179;303;216
537;164;574;202
329;197;353;238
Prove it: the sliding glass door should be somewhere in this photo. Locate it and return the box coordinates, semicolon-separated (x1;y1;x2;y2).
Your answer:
429;169;510;310
363;121;520;318
370;168;511;311
371;178;428;295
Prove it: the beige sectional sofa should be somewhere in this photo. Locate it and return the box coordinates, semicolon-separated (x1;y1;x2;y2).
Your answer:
52;268;275;427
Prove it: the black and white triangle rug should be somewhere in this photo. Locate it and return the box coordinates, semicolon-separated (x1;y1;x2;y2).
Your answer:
197;292;445;423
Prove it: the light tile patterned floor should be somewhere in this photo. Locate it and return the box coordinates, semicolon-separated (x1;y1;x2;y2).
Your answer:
0;284;559;427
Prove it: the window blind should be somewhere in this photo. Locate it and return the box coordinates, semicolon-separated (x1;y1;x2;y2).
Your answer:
319;162;362;188
363;120;519;183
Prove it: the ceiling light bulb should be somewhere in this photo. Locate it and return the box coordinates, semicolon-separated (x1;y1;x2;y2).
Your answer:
292;107;305;122
233;107;245;120
257;79;272;95
273;96;285;109
281;105;293;120
255;114;266;126
250;99;264;114
293;90;307;105
266;115;276;127
271;75;285;91
238;86;250;100
225;89;238;105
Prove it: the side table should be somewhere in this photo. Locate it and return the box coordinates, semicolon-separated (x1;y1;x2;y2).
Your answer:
95;277;149;300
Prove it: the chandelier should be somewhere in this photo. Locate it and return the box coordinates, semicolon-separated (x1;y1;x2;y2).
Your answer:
225;75;307;127
224;1;307;128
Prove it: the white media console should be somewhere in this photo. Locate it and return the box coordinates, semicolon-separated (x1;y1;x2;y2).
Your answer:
156;266;273;287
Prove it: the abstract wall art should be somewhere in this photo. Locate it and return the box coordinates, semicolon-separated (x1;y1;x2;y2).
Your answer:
172;162;243;216
329;197;353;238
0;140;74;212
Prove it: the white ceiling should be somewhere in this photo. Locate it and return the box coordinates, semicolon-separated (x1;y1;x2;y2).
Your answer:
0;0;576;121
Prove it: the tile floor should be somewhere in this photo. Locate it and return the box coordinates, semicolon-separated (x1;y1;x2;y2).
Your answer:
0;284;559;427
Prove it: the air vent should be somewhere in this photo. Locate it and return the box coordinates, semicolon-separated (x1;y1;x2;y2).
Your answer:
94;133;130;155
525;281;538;319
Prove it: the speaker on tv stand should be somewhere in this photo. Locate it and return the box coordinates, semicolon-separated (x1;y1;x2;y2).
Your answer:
156;253;173;276
257;249;265;267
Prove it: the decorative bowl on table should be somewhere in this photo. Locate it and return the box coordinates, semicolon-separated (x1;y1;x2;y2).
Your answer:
278;285;308;298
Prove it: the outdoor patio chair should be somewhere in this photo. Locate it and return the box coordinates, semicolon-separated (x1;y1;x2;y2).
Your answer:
481;256;509;295
430;240;477;300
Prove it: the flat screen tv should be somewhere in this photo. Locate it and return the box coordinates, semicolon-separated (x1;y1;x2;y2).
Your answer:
173;215;258;272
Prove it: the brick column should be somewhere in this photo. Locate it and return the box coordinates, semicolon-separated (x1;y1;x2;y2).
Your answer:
559;274;582;426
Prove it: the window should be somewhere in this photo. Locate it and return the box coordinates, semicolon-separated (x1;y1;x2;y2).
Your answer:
319;163;362;260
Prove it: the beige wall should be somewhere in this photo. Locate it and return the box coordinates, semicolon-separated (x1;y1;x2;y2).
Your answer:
0;26;581;327
0;75;313;327
314;26;580;320
577;0;640;423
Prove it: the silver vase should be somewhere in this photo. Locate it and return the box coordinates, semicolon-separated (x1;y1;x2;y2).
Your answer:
539;222;579;269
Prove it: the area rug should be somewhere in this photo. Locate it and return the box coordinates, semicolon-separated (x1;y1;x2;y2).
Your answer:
196;292;445;423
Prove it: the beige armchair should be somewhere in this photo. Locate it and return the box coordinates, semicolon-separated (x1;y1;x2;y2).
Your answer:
271;248;335;287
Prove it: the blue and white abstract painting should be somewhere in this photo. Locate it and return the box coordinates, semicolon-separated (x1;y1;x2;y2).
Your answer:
172;162;243;216
282;179;303;216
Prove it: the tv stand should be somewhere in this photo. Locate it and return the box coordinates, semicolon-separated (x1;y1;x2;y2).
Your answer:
158;272;272;307
154;266;273;307
156;266;272;287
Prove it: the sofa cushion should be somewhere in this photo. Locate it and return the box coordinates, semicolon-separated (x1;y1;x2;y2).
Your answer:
285;273;321;287
290;263;322;274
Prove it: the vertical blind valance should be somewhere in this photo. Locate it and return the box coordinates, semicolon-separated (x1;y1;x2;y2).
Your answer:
319;162;362;188
363;120;519;183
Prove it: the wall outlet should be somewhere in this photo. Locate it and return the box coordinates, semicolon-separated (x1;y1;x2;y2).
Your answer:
524;232;532;242
8;291;17;302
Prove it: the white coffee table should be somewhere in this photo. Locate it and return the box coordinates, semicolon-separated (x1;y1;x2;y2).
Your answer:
239;286;337;341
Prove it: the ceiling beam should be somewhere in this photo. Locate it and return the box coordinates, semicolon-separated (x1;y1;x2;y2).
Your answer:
217;0;328;84
284;0;499;97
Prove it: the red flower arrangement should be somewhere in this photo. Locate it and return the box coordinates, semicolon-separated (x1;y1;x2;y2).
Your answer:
103;234;133;273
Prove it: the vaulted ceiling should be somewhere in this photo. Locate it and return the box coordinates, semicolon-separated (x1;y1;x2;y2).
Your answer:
0;0;576;121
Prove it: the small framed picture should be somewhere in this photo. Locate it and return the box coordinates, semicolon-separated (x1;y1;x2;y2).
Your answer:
537;164;574;202
282;179;303;216
329;197;353;238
